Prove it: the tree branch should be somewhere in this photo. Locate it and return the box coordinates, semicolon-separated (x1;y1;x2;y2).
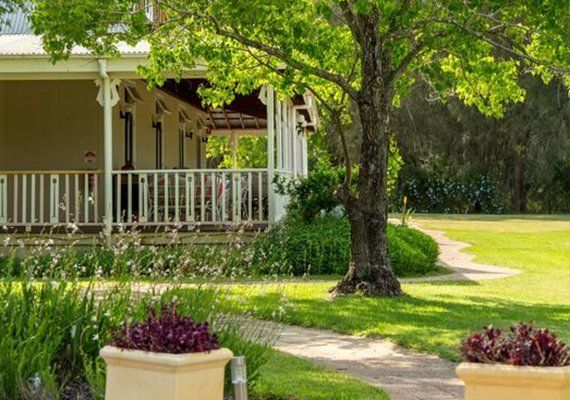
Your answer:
429;18;569;74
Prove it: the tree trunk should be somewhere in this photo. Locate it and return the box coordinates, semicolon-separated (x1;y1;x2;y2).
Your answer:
330;15;403;297
331;87;403;297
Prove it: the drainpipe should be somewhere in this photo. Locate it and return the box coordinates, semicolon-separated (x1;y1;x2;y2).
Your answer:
98;59;113;247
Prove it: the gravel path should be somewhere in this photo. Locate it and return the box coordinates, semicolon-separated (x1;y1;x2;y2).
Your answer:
275;325;463;400
273;227;522;400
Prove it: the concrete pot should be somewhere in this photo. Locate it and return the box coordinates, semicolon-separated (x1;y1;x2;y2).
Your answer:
100;346;233;400
457;362;570;400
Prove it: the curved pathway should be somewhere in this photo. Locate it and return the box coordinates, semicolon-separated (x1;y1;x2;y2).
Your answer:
403;225;520;283
275;325;462;400
274;227;522;400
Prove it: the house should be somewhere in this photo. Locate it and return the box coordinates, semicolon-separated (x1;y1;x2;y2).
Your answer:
0;9;317;239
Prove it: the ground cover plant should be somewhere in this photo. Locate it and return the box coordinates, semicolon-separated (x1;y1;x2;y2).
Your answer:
230;215;570;361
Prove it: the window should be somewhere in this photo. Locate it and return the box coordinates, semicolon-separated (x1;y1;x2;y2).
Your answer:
178;109;191;169
120;86;141;168
196;136;202;168
153;98;171;169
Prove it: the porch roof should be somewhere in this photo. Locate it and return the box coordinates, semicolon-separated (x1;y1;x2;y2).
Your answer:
0;34;150;57
161;79;317;133
0;8;318;131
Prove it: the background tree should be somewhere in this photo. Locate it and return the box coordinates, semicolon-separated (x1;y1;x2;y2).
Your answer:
24;0;569;296
392;75;569;214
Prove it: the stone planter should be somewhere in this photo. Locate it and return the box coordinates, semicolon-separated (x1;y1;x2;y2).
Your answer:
457;362;570;400
100;346;233;400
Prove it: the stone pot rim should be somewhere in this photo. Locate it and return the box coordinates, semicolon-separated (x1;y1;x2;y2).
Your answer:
457;362;570;388
100;345;233;368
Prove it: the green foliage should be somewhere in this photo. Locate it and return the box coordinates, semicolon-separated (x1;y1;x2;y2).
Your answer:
396;167;502;214
255;217;352;276
207;135;267;168
392;76;569;214
277;141;402;222
255;217;440;277
390;225;439;267
26;0;569;120
0;280;132;399
386;228;433;277
0;278;277;399
275;161;343;222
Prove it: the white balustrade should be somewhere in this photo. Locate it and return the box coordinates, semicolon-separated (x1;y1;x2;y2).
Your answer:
111;169;269;226
0;171;100;227
0;169;273;229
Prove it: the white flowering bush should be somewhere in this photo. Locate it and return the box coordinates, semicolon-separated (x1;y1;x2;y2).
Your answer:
0;224;284;281
396;173;502;214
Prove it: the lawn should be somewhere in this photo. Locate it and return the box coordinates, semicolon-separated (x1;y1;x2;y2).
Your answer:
253;350;388;400
235;215;570;361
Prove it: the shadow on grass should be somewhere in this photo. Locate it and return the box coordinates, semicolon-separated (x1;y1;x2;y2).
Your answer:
237;288;570;361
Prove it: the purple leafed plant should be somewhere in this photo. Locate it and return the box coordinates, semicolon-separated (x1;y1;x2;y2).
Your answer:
112;303;220;354
461;323;570;367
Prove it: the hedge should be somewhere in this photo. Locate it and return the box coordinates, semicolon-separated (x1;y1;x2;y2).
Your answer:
253;216;440;277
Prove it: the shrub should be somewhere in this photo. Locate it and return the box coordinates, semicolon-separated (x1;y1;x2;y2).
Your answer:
0;279;279;399
275;162;343;222
461;323;570;366
390;225;439;266
112;303;220;354
254;217;439;277
386;227;434;276
395;167;502;214
276;143;402;223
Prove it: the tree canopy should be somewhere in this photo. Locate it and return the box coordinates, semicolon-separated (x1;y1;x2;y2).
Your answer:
25;0;569;183
16;0;570;296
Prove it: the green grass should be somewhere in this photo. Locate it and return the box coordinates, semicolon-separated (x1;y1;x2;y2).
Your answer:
253;350;388;400
235;215;570;361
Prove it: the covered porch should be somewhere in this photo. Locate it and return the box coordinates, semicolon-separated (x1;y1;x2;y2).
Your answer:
0;35;316;235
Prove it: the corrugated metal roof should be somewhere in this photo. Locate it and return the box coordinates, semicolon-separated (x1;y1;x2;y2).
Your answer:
0;34;150;56
0;8;149;56
0;8;32;34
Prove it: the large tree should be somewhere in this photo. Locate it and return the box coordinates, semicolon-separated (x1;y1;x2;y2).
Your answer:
23;0;568;296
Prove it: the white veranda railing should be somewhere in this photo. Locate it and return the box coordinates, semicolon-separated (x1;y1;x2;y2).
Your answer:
0;170;100;226
0;169;275;228
111;169;269;226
